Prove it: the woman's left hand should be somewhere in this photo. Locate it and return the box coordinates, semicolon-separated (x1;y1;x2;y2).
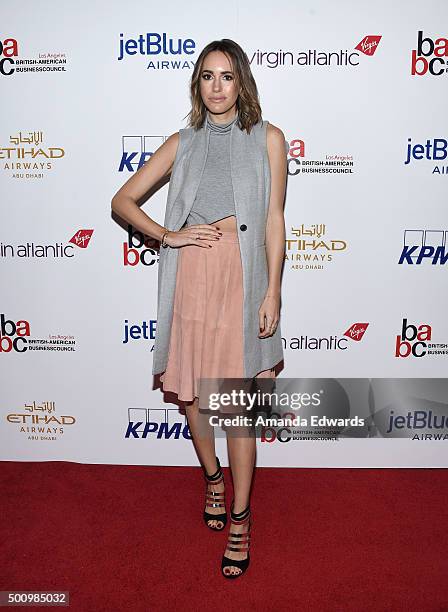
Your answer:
258;293;280;338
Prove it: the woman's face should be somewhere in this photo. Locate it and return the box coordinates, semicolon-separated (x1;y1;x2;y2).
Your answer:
199;50;239;117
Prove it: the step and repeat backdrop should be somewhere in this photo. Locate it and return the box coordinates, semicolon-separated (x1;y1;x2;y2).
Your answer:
1;1;447;467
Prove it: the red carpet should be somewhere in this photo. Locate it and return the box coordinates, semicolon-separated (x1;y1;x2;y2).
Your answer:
1;461;447;611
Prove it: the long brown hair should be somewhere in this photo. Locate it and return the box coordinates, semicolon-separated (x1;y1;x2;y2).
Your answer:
185;39;262;134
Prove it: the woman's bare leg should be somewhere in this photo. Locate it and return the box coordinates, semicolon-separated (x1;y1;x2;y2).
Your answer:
223;430;255;576
185;396;225;528
226;434;255;512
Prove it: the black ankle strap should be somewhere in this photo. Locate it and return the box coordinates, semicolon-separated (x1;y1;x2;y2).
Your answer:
230;501;250;521
204;456;222;481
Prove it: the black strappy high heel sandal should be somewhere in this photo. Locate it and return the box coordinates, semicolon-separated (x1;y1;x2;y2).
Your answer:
203;456;227;531
221;500;251;579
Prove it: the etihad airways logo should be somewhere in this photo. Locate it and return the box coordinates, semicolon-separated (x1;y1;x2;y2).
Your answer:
2;130;65;178
285;223;348;271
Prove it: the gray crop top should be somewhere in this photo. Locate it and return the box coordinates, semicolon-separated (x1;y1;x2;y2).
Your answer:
184;112;238;226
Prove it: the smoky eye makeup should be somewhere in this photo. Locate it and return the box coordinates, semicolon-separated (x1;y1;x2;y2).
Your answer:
201;71;234;80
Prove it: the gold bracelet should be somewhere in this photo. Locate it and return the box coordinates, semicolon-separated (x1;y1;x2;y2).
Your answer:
161;230;170;248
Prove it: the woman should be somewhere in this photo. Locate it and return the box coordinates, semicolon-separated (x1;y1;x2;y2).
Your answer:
111;39;287;579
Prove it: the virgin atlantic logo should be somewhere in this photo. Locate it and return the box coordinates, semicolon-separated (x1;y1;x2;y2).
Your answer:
355;36;382;56
344;323;369;342
1;229;94;259
68;230;94;248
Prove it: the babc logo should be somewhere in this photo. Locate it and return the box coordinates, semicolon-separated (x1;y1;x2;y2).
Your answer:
395;318;431;358
0;37;18;76
0;314;30;353
411;30;448;76
123;224;159;266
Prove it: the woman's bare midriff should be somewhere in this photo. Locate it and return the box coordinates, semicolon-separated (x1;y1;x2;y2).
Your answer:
210;215;237;232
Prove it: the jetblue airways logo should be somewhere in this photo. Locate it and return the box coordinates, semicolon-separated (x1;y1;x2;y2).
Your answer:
398;230;448;265
123;318;157;344
118;33;196;68
404;138;448;174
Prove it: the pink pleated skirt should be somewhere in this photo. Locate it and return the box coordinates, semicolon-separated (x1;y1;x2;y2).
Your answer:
159;228;276;403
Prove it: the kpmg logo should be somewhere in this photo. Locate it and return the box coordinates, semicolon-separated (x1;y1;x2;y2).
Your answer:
118;135;166;172
125;408;191;440
117;33;196;68
398;230;448;265
411;30;448;76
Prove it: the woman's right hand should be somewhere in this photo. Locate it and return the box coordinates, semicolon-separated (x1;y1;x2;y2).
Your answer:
164;224;222;248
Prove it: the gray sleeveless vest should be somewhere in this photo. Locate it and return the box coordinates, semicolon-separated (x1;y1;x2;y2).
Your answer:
152;115;286;379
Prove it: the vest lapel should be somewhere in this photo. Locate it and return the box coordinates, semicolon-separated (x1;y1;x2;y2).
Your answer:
229;121;249;230
170;125;210;231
